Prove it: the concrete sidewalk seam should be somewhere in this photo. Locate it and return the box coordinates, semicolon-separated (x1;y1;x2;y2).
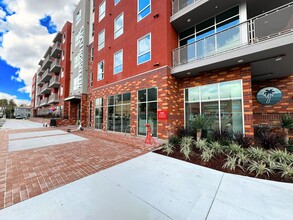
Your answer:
100;173;175;220
205;172;225;220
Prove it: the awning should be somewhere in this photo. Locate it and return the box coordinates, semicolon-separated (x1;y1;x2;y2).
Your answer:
65;95;81;102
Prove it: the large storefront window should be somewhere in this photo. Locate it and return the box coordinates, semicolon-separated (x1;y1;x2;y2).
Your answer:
95;98;103;129
138;88;157;137
107;92;131;133
185;80;243;133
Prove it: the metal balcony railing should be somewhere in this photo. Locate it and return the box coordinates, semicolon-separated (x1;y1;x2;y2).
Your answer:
173;2;293;67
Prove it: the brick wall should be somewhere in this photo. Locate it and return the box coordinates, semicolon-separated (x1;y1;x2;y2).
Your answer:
89;66;179;139
252;75;293;127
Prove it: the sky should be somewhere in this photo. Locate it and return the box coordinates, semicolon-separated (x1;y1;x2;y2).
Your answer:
0;0;79;106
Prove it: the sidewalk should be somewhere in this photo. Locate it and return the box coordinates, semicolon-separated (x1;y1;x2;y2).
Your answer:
0;119;151;209
0;153;292;220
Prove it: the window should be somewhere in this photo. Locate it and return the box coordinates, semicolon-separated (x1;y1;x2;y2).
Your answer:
95;98;103;129
107;92;131;133
114;13;123;39
74;53;80;69
61;67;64;78
73;77;78;90
90;71;93;87
137;87;157;137
138;0;150;21
60;85;64;96
62;50;65;60
138;33;151;64
97;61;104;80
75;32;80;47
62;33;66;43
114;0;120;5
98;29;105;50
184;80;243;134
76;9;81;25
178;6;240;62
92;22;95;37
91;47;94;61
114;50;123;74
99;0;106;21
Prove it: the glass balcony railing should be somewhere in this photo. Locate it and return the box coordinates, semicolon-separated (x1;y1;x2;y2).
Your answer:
173;2;293;67
172;0;201;15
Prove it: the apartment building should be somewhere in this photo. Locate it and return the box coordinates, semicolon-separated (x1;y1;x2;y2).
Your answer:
33;22;72;119
65;0;92;126
88;0;293;139
171;0;293;137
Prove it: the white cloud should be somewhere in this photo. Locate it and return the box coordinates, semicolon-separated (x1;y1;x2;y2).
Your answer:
0;7;6;19
11;75;22;82
0;92;30;106
0;0;79;95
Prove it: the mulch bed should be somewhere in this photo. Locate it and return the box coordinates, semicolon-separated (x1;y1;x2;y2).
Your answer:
154;146;292;183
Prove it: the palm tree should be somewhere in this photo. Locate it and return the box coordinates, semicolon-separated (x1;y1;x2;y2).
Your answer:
263;89;275;103
280;114;293;145
189;114;214;141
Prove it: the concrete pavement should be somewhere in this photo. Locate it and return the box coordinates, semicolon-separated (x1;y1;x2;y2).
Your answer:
0;152;292;220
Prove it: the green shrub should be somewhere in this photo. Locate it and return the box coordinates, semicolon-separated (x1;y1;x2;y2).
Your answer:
224;143;244;156
248;161;273;177
254;129;285;149
195;139;208;151
168;135;180;145
162;142;175;155
200;148;214;162
222;156;238;171
180;136;194;160
208;141;224;154
277;163;293;180
247;147;269;161
210;128;233;145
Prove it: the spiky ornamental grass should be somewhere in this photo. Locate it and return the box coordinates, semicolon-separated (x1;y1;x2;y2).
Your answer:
248;161;273;177
200;148;215;162
269;149;293;165
247;147;269;161
222;156;238;171
162;142;175;155
180;136;194;160
195;139;209;151
277;163;293;179
235;151;250;167
224;143;244;156
208;141;224;154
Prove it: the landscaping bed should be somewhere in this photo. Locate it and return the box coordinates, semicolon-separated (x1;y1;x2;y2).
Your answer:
154;114;293;183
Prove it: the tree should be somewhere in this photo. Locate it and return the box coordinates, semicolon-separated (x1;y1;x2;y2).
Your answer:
189;114;214;141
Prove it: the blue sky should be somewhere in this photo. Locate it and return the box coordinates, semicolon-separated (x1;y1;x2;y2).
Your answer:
0;0;77;106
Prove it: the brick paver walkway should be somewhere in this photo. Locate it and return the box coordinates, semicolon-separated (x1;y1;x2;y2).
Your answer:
0;127;157;209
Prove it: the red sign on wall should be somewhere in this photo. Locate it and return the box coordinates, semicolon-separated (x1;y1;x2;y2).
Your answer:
158;110;168;120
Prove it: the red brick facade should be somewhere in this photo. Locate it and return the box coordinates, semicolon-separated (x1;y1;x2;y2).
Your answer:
252;75;293;127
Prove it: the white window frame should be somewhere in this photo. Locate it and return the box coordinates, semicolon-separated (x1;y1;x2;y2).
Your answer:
114;50;123;74
92;22;95;37
61;67;64;78
97;61;104;81
114;13;124;39
99;0;106;22
137;33;151;65
114;0;120;6
137;0;151;22
60;85;64;96
98;29;105;51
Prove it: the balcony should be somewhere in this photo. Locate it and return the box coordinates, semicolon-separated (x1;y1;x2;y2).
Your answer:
51;42;62;58
37;67;44;76
40;69;52;83
53;32;62;43
40;83;51;95
37;87;42;96
36;76;43;86
36;99;41;108
49;76;60;88
50;59;61;73
172;2;293;81
48;93;60;104
40;97;49;106
42;55;53;71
